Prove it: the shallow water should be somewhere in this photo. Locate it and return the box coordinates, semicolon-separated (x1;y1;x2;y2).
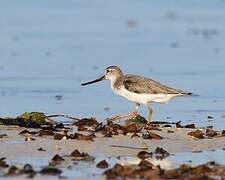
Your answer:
7;150;225;179
169;150;225;166
0;0;225;178
0;0;225;129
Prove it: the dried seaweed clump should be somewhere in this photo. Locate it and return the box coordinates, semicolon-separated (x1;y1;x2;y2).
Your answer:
0;157;62;178
188;128;224;139
0;112;49;128
18;112;46;124
104;161;225;179
128;115;148;125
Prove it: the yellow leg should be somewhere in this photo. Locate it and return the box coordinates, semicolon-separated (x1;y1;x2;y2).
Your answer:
107;103;140;121
107;111;139;121
147;104;153;123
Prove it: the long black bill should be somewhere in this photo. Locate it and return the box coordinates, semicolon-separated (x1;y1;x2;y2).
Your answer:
81;75;105;86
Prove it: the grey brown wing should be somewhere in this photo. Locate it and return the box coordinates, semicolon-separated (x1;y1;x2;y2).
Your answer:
123;75;189;94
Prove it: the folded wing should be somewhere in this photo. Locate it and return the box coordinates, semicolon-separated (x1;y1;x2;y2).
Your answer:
122;75;191;95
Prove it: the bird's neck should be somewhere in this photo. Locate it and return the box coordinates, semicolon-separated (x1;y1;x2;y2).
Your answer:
110;76;123;90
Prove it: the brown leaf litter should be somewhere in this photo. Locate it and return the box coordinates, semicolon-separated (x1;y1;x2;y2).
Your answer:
70;149;95;161
96;160;109;169
188;130;205;139
73;118;99;126
188;128;224;139
137;147;170;160
103;161;225;179
0;149;95;178
0;134;7;138
176;122;196;128
142;131;163;140
0;157;62;178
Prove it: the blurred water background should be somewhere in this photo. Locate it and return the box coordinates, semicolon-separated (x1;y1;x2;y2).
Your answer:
0;0;225;129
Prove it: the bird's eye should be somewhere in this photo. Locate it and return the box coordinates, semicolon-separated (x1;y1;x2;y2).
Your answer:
106;70;109;73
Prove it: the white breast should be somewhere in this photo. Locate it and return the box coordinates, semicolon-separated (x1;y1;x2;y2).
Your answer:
112;86;181;105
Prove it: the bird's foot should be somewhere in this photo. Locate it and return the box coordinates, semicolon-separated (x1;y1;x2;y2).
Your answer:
107;111;139;122
145;121;160;130
145;121;155;130
130;111;139;118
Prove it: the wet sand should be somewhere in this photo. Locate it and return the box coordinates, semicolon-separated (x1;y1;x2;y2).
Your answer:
0;124;225;179
1;126;225;159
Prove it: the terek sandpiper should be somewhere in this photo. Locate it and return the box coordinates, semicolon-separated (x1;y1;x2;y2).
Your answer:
81;66;192;123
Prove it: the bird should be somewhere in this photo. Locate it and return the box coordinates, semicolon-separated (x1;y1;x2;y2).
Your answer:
81;66;192;123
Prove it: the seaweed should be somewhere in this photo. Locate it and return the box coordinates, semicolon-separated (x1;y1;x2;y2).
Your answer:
0;112;51;128
128;115;148;125
70;149;95;161
96;160;109;169
0;112;77;128
142;131;163;140
103;160;225;179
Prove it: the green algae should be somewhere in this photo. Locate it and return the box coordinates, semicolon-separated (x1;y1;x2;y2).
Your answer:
17;112;46;125
128;115;148;126
0;112;47;128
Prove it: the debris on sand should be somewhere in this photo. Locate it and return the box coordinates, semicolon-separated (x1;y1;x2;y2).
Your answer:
18;112;46;125
137;147;169;160
137;151;153;160
24;137;36;141
176;121;183;128
49;154;65;166
167;130;174;133
138;160;154;170
19;129;38;135
176;122;196;129
0;158;62;178
206;128;218;137
96;160;109;169
37;147;46;151
21;164;36;178
72;133;94;141
103;161;225;179
70;149;95;161
0;157;9;168
128;115;147;125
53;133;64;140
39;167;62;176
131;133;140;138
142;131;163;140
222;130;225;136
0;134;7;138
94;120;142;137
6;165;21;176
123;124;141;133
154;147;170;160
77;125;87;131
1;112;225;179
188;128;224;139
184;124;196;128
0;112;55;128
38;129;55;136
188;130;204;139
73;118;99;126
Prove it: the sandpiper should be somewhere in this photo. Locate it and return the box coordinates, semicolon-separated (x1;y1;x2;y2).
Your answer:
81;66;192;123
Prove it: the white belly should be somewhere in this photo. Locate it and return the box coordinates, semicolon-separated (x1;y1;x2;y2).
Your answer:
113;87;181;105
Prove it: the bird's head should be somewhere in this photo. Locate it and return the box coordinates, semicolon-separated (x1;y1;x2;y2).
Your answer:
104;66;123;81
81;66;123;86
